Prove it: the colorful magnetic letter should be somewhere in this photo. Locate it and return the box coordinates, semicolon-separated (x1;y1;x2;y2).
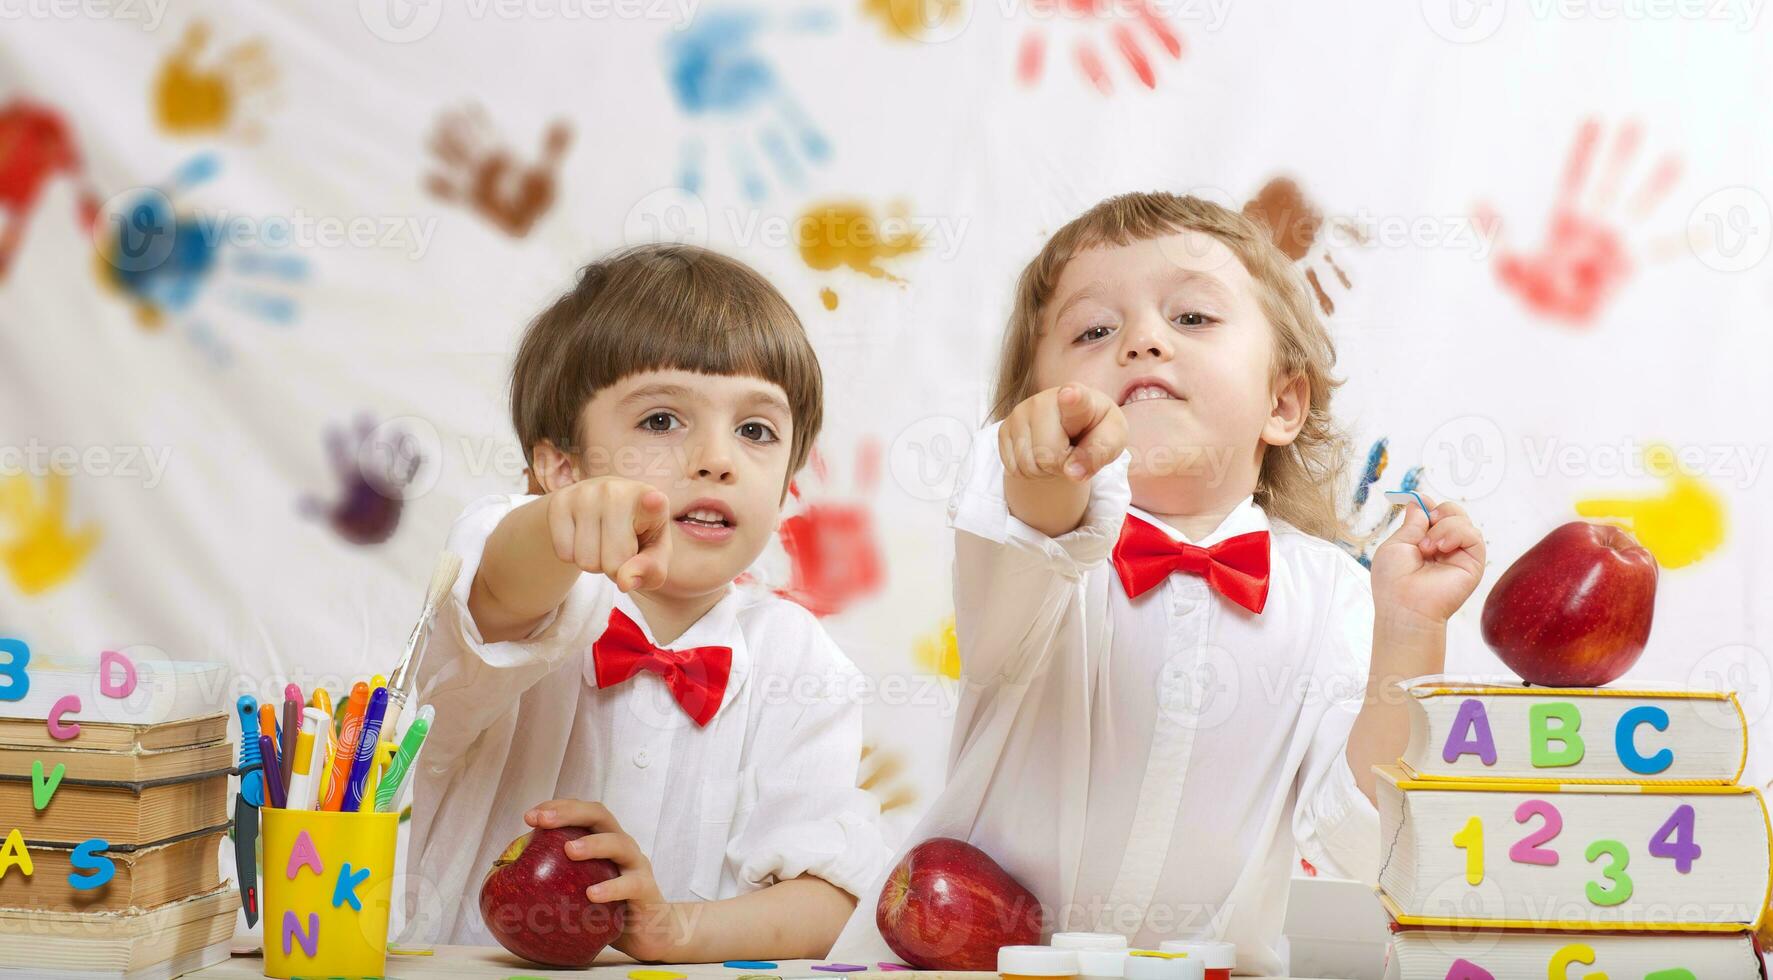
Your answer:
1442;698;1498;766
1616;705;1673;775
0;828;33;881
1529;702;1585;768
0;638;29;702
1548;943;1598;978
333;862;369;910
98;650;137;699
282;910;319;957
1443;960;1495;980
46;695;81;740
1509;799;1562;866
286;829;324;879
1643;971;1697;980
68;838;115;890
1648;804;1701;873
31;759;65;811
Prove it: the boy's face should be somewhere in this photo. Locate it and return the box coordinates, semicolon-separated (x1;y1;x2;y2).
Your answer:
1031;230;1290;513
575;368;795;598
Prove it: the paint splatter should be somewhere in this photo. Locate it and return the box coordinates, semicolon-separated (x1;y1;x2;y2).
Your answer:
819;286;838;309
860;739;917;813
1475;119;1681;325
153;21;278;141
0;474;100;596
1242;176;1360;316
1017;0;1184;95
1575;443;1725;569
862;0;967;40
426;105;572;238
796;200;923;284
665;8;831;201
1335;437;1423;569
775;440;885;617
92;154;308;363
912;614;959;680
299;415;427;546
0;99;100;281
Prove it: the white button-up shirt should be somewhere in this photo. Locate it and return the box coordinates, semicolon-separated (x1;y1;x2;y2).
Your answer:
832;424;1380;977
405;494;892;947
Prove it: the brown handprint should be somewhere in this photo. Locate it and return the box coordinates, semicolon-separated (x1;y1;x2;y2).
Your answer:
1242;176;1361;316
425;105;572;238
1475;119;1681;325
153;21;278;140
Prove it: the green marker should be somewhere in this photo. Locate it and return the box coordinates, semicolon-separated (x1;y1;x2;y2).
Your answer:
373;704;433;813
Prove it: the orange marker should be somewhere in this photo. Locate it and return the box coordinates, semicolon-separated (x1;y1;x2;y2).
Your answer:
258;702;283;791
323;681;370;812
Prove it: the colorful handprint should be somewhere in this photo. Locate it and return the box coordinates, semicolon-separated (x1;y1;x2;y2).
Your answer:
912;614;959;680
1017;0;1183;95
0;474;100;596
1242;176;1360;316
92;154;308;363
775;439;885;617
0;99;100;281
859;740;917;815
665;8;831;200
425;105;572;238
299;416;428;546
1475;119;1681;325
862;0;966;40
1576;443;1725;569
153;21;278;140
1336;437;1423;570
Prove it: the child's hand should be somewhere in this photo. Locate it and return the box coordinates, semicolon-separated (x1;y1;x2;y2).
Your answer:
525;799;678;961
546;477;672;593
999;384;1127;482
1370;495;1486;627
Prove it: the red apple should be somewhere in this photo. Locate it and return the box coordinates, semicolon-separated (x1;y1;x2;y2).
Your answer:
1481;521;1658;687
479;827;625;967
876;837;1044;970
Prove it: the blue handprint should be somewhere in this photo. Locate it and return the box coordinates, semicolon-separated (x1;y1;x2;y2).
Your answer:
96;153;307;363
665;8;831;201
1337;437;1424;570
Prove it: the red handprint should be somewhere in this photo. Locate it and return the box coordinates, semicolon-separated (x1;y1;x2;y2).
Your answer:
774;439;885;618
1475;119;1680;325
1017;0;1184;95
0;100;100;281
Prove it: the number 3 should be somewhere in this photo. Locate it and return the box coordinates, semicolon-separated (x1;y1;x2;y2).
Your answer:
1584;839;1634;907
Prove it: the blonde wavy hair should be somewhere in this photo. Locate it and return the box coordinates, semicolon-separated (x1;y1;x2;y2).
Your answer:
988;191;1350;541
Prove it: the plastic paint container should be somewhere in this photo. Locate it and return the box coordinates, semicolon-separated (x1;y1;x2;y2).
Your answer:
999;945;1080;980
1157;941;1235;980
1050;932;1130;980
1123;950;1202;980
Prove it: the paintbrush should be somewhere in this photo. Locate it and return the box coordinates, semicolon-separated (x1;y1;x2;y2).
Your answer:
382;551;462;740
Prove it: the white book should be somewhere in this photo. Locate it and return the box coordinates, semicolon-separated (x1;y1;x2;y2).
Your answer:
1376;766;1770;931
1382;926;1762;979
0;650;228;727
1397;676;1746;785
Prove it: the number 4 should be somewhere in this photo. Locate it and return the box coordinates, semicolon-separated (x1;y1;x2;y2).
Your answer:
1649;804;1701;874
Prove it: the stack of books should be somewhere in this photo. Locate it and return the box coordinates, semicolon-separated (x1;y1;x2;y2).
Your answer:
0;652;238;980
1377;675;1770;979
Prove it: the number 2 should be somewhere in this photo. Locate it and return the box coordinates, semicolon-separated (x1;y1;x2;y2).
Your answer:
1509;799;1562;866
1452;816;1484;885
1584;839;1634;907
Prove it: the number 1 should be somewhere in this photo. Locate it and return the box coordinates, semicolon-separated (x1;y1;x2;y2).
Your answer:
1453;816;1484;885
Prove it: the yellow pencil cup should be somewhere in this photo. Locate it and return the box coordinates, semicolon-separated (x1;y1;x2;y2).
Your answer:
261;808;399;979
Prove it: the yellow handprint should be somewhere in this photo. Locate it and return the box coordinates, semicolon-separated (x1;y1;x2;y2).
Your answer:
0;474;100;594
912;614;960;680
1575;443;1725;569
154;21;277;139
859;740;917;815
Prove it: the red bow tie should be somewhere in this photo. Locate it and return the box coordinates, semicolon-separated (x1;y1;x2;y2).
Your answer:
589;609;733;727
1111;514;1271;614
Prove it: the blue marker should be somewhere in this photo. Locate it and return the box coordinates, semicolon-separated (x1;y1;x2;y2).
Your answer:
340;686;389;813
